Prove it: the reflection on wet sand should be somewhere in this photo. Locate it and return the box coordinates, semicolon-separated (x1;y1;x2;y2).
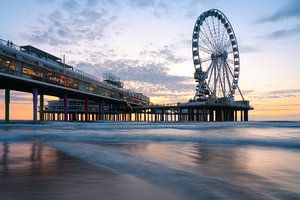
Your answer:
0;142;182;200
120;141;300;198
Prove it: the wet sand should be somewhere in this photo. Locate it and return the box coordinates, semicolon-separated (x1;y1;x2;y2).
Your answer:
0;142;181;200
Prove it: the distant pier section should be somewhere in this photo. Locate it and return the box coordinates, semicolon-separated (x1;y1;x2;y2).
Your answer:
44;98;251;122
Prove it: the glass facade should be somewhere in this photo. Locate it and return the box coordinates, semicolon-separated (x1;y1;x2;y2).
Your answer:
0;47;150;106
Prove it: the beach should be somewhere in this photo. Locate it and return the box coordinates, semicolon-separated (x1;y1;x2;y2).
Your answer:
0;121;300;199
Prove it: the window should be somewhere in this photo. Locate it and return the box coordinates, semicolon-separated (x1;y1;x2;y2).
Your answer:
22;67;34;75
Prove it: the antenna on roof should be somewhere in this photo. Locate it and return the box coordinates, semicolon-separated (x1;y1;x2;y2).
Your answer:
63;54;65;68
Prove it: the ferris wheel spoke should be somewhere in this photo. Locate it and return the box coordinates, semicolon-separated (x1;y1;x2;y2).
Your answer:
217;61;226;97
211;17;219;49
226;59;236;72
222;39;232;52
199;34;215;52
215;63;222;96
224;59;233;93
204;19;218;51
200;29;216;52
206;59;214;73
206;61;215;87
227;59;234;65
217;17;221;49
219;69;226;97
201;57;212;63
222;61;227;96
213;17;222;51
225;61;235;78
199;31;215;51
220;26;227;49
213;61;218;96
199;46;213;54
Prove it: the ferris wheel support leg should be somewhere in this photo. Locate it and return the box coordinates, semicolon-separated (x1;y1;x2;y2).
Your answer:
237;85;245;101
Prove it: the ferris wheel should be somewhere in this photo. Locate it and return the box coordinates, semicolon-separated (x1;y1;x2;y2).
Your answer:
192;9;243;101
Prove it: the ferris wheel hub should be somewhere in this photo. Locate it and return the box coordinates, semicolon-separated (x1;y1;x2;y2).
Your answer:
211;51;228;60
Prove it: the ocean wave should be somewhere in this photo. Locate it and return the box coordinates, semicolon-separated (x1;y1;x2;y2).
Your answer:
0;121;300;130
1;130;300;149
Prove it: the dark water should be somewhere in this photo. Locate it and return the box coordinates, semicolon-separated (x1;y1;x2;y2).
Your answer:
0;121;300;199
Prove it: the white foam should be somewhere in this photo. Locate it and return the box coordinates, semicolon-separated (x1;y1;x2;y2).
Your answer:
0;121;300;148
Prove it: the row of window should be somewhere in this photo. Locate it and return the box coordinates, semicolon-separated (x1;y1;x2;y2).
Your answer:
0;54;149;105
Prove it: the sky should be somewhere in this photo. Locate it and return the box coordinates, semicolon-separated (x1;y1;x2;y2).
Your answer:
0;0;299;120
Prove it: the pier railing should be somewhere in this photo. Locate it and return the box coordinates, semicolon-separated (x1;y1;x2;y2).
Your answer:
0;38;149;103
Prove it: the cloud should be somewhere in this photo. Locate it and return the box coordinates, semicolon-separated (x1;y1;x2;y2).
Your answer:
61;0;80;11
75;59;195;102
0;91;57;104
77;59;189;84
239;45;260;53
0;91;32;103
126;0;155;8
250;89;300;99
241;90;254;95
260;25;300;39
140;45;187;64
257;0;300;23
25;0;117;46
266;89;300;95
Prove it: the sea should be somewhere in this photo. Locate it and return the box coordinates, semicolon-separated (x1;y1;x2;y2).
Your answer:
0;121;299;200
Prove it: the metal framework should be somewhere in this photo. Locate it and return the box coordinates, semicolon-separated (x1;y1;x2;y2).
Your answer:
192;9;243;101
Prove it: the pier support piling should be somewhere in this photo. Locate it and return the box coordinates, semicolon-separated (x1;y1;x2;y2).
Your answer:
98;98;101;121
101;99;105;121
39;94;44;121
84;97;88;122
64;95;68;121
33;88;38;122
5;89;10;122
244;110;248;121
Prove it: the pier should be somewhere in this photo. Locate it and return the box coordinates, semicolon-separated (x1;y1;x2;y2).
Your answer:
0;38;252;122
0;39;149;122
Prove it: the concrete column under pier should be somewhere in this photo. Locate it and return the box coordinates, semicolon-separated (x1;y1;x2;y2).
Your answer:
84;97;88;122
244;110;249;121
234;110;237;121
240;110;243;122
33;88;38;122
64;95;68;122
161;109;164;122
101;99;105;121
98;98;101;121
39;94;44;121
209;110;214;122
5;89;10;122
